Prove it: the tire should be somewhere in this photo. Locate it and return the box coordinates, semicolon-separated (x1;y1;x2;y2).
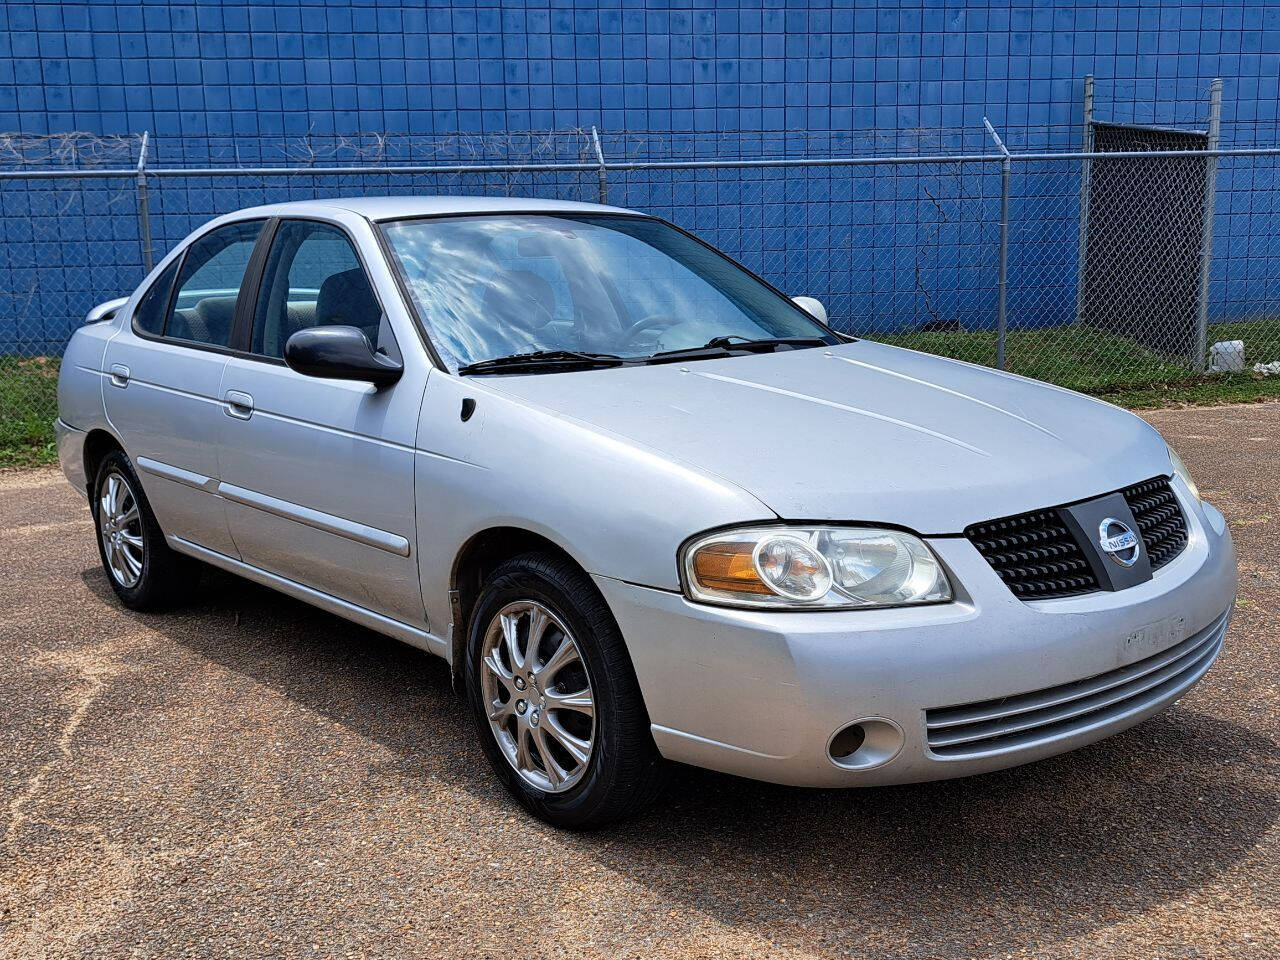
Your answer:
91;449;201;610
465;552;667;829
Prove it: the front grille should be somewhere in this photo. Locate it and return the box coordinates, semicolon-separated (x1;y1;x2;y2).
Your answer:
964;510;1100;600
966;476;1190;600
1122;477;1189;571
925;609;1228;759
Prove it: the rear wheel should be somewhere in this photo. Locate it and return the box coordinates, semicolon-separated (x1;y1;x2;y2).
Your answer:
92;450;200;610
465;553;667;829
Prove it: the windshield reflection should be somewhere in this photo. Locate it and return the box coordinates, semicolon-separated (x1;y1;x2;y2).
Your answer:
380;214;834;370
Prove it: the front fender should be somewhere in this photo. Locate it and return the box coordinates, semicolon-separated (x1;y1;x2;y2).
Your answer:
413;373;775;635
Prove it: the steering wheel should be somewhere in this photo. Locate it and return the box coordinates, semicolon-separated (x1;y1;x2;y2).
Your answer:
618;314;682;351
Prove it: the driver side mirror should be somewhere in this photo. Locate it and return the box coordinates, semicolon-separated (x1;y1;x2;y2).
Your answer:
792;296;828;324
284;326;403;388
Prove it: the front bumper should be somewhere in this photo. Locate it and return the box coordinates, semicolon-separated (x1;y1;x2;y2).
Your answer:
595;478;1237;787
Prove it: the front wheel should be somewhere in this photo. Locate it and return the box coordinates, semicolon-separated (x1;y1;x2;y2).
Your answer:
465;553;667;829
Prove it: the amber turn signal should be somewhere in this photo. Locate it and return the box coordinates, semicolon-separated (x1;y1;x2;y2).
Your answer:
689;540;772;594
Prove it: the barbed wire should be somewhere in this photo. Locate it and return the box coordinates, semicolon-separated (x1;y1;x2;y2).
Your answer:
0;132;142;169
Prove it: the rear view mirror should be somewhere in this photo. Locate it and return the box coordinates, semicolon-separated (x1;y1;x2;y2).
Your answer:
792;296;828;324
516;236;555;257
284;326;403;388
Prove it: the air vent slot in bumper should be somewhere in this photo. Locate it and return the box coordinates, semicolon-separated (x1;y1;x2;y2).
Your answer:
925;610;1227;759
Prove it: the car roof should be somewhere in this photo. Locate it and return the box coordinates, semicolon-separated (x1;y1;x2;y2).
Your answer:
226;195;646;222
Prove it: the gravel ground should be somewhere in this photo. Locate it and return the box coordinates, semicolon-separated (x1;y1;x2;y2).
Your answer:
1;403;1277;959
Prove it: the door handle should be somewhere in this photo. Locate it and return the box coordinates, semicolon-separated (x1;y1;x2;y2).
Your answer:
108;364;130;388
224;390;254;420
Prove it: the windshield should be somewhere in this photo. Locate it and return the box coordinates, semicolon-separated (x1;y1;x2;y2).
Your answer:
379;214;837;370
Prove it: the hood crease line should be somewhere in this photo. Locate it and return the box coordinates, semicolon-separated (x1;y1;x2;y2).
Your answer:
828;354;1064;442
691;370;991;457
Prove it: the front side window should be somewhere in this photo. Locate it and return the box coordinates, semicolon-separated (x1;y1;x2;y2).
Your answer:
380;214;834;370
164;219;264;347
133;257;181;336
251;220;385;359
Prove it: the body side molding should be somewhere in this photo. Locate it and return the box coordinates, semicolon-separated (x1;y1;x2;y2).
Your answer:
136;456;412;557
217;481;412;557
136;455;220;493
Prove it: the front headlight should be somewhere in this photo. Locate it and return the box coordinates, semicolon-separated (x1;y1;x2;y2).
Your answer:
1168;444;1200;501
682;525;953;609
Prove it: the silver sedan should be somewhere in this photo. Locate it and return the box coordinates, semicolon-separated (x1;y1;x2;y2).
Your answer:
56;197;1237;828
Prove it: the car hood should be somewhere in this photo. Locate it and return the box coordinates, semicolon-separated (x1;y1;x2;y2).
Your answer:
480;340;1171;534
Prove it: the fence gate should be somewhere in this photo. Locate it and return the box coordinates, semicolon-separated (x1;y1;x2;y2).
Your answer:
1077;122;1210;362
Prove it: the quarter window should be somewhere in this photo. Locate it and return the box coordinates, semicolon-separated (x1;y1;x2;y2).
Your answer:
132;257;180;336
251;220;384;359
164;220;264;347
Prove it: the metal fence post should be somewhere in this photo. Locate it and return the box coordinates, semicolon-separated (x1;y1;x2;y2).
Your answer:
984;118;1012;370
1194;79;1223;372
1073;75;1095;325
135;131;154;273
590;126;608;204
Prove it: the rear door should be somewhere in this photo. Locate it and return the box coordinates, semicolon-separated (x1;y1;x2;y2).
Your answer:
103;219;266;557
216;216;430;626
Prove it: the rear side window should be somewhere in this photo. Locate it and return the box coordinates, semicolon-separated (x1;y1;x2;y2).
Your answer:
164;220;264;347
132;258;180;336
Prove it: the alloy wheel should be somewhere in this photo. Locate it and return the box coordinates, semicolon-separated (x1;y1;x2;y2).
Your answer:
98;471;144;588
479;600;596;793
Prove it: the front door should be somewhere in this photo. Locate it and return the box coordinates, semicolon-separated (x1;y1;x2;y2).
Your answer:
103;219;266;557
216;217;429;626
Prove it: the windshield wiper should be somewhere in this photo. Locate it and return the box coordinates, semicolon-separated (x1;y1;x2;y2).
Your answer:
645;335;831;365
704;335;832;352
457;349;628;375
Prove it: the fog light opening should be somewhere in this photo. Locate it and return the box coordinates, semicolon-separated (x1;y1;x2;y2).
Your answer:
826;718;904;771
828;724;866;760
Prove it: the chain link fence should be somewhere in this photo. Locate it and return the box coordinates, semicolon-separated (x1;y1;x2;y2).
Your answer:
4;125;1280;465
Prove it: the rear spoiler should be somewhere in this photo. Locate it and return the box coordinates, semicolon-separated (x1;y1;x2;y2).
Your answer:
85;296;129;325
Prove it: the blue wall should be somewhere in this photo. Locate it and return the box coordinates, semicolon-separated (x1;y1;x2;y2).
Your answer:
3;1;1277;142
3;1;1280;358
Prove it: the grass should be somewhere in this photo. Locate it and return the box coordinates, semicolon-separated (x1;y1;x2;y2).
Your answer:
2;323;1279;469
876;319;1280;405
877;326;1189;394
0;356;60;469
1097;372;1280;409
878;319;1280;393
